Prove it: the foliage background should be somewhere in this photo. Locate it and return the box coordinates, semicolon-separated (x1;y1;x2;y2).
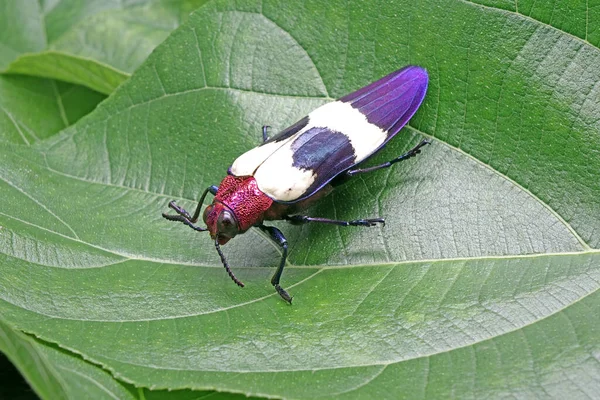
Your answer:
1;0;599;399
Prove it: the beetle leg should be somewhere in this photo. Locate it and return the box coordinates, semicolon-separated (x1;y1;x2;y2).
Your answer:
262;125;271;142
257;225;292;304
162;185;218;230
346;139;431;177
284;215;385;227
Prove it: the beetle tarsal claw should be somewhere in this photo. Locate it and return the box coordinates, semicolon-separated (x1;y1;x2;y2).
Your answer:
348;218;385;227
166;201;192;220
275;285;293;304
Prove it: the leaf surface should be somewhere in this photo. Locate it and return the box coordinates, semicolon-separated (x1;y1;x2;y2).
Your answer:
0;75;105;144
0;321;248;399
0;0;209;94
1;0;599;398
0;320;136;400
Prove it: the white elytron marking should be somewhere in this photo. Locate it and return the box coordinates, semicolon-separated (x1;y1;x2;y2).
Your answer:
253;144;316;201
308;101;387;161
230;140;289;176
231;101;387;201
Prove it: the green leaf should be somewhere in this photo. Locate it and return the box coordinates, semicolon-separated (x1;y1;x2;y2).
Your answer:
469;0;599;46
0;321;247;400
0;320;136;400
0;75;105;144
0;0;210;94
1;0;599;398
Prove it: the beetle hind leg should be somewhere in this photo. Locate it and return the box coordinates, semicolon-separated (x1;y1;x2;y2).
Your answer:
346;138;431;177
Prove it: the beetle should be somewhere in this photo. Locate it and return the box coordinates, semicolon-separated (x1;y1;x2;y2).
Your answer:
163;65;429;303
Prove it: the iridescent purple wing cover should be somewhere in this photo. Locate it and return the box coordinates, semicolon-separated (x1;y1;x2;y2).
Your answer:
230;66;429;203
339;65;429;139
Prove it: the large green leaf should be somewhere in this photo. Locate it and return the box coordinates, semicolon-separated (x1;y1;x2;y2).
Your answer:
1;0;599;398
0;0;209;94
0;320;247;400
470;0;599;46
0;74;105;144
0;320;136;399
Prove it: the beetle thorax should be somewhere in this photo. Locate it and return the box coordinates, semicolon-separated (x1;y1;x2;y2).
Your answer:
204;175;273;241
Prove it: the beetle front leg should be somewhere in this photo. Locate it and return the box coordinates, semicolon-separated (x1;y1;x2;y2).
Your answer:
162;185;218;230
346;139;431;177
257;225;292;304
284;215;385;227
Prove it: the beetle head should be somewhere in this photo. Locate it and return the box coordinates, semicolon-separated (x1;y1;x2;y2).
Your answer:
203;202;240;245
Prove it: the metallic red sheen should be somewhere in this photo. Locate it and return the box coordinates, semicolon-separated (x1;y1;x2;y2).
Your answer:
203;175;273;244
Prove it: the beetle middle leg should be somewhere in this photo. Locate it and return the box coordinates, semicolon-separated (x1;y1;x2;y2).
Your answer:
162;185;218;230
346;139;431;177
257;224;292;304
284;215;385;227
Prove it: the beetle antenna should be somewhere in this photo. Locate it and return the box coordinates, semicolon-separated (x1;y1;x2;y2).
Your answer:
215;236;245;287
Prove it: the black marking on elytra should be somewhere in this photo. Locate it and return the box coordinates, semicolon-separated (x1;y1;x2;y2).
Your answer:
291;126;356;174
263;116;309;145
268;127;359;203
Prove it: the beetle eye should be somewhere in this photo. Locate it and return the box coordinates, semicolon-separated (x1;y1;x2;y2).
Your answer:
217;210;239;237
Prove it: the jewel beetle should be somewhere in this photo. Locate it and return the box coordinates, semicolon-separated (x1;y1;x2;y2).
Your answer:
163;65;429;303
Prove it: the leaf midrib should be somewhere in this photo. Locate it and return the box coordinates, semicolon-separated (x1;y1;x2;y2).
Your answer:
37;280;597;376
4;95;588;262
37;120;593;255
2;251;598;325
